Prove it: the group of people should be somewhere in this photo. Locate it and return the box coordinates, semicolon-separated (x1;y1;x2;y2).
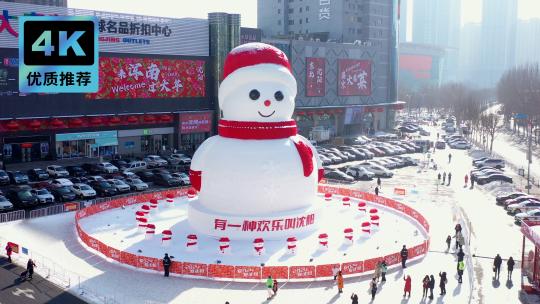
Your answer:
265;275;279;299
464;173;475;188
437;171;453;185
4;243;35;280
493;254;515;281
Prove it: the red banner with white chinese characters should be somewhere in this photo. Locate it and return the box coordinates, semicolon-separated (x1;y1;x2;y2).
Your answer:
182;262;208;277
179;112;213;134
384;252;402;266
208;264;235;279
289;266;316;279
234;266;261;280
86;57;205;99
338;59;372;96
316;263;340;277
306;57;325;96
341;261;364;275
262;266;289;280
363;257;380;272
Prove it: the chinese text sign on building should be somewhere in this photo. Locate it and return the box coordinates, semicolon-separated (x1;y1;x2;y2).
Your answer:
305;57;325;97
338;59;372;96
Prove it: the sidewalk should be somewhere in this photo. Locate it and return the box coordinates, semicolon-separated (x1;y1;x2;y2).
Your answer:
0;257;87;304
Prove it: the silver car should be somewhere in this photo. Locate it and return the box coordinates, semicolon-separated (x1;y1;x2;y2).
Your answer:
125;178;149;191
31;188;55;204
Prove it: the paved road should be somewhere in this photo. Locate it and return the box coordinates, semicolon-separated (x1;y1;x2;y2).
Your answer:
0;258;87;304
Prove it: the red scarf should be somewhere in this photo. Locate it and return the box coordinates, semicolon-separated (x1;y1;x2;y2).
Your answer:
218;120;298;139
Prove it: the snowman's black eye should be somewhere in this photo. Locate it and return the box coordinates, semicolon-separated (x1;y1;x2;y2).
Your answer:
274;91;284;101
249;89;260;100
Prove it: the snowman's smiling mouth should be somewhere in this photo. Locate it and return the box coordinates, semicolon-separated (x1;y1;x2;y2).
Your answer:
258;110;275;118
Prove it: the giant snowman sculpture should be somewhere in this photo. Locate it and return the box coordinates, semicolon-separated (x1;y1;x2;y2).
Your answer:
188;43;324;240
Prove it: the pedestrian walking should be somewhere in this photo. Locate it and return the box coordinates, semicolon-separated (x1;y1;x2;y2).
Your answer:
266;276;274;299
351;292;359;304
403;275;412;298
437;132;439;139
457;261;465;283
272;279;278;296
380;260;388;282
422;275;430;298
507;257;515;280
370;277;378;301
5;243;12;263
400;245;409;268
439;272;447;295
471;175;475;188
494;254;502;280
374;261;382;282
448;153;452;163
337;271;344;293
464;174;469;187
438;173;441;182
377;177;381;188
428;275;436;299
442;172;446;184
446;235;452;251
162;253;171;277
332;264;340;280
26;258;36;279
456;232;464;250
374;186;379;196
457;248;465;263
454;223;462;236
447;172;452;185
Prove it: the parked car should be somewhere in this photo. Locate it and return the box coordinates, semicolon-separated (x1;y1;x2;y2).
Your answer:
355;163;393;177
50;186;77;202
472;157;489;166
6;187;39;208
503;196;540;207
476;173;512;185
86;176;106;182
50;178;74;188
395;156;419;166
97;162;119;174
153;173;182;187
8;171;29;184
449;141;471;149
345;166;375;180
144;155;168;168
27;168;50;181
0;196;14;212
474;158;505;169
120;171;137;179
167;154;192;165
107;179;131;193
324;169;355;182
46;165;69;178
69;176;89;185
135;171;155;182
0;170;9;185
435;141;446;149
515;209;540;224
81;163;102;175
125;178;149;191
319;154;332;165
496;192;528;205
110;160;129;171
171;172;190;185
90;181;118;197
31;188;55;204
124;161;148;172
66;166;87;177
507;201;540;214
71;183;97;199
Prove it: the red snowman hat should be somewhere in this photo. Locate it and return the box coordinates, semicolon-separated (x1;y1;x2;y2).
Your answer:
223;42;292;80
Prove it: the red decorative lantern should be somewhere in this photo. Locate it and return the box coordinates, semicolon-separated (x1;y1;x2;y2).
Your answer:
50;118;64;128
159;114;172;123
70;117;84;127
109;116;121;124
127;116;139;123
144;115;156;123
28;119;41;130
5;120;19;131
90;117;103;125
296;111;306;116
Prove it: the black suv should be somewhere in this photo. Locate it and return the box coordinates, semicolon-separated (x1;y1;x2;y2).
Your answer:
27;168;50;181
90;181;118;197
81;163;102;175
153;173;182;187
66;166;87;177
6;187;39;208
50;186;77;202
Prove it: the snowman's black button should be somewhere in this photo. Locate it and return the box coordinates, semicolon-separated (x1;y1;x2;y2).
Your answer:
249;89;260;100
274;91;284;101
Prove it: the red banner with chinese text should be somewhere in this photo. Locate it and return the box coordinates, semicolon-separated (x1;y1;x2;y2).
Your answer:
384;252;402;266
338;59;372;96
262;266;289;280
306;57;325;97
170;261;183;274
179;112;213;134
289;266;316;279
234;266;261;280
341;261;364;275
120;252;139;268
363;257;380;272
208;264;235;279
316;263;339;277
183;262;208;277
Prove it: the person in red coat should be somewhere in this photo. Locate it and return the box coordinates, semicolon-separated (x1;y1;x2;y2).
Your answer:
5;244;12;263
403;275;412;298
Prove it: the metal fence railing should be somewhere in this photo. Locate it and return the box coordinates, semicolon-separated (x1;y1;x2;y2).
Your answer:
28;204;71;219
0;210;26;223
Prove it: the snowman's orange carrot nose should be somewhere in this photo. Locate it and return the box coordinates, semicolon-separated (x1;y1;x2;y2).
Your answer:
264;100;271;107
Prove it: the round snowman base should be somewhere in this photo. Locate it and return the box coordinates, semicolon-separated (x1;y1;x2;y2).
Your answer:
75;186;430;281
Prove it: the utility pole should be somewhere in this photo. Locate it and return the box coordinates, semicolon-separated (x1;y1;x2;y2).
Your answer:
527;120;533;194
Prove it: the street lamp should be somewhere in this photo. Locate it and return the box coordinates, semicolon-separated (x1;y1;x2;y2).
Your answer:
527;124;540;194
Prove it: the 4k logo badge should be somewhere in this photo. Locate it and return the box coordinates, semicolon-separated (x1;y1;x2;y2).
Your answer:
18;16;98;93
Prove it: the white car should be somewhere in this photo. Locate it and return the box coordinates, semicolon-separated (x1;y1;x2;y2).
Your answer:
475;159;505;169
0;196;14;211
450;141;471;149
345;167;375;180
107;179;131;193
31;188;55;204
125;178;149;191
50;178;74;188
507;201;540;214
97;162;119;174
144;155;168;168
46;165;69;178
515;209;540;224
71;183;96;198
171;172;190;185
167;154;192;165
355;163;393;177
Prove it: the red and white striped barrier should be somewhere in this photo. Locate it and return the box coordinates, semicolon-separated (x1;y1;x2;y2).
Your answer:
166;193;174;206
145;223;156;240
219;237;230;254
358;201;367;214
149;199;158;210
324;193;332;201
318;233;329;251
344;228;354;244
186;234;198;251
140;204;150;215
161;229;172;246
369;208;378;215
253;238;265;256
342;197;351;207
361;221;371;237
287;236;297;255
370;215;380;229
187;189;197;199
137;217;148;231
135;211;146;224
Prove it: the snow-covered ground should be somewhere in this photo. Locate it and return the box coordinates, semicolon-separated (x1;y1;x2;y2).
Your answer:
0;122;536;303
